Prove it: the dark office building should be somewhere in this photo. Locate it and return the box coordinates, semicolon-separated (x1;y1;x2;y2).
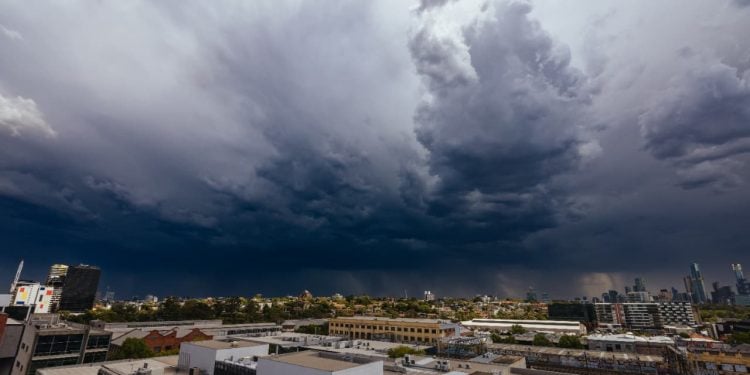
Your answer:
711;282;734;305
58;265;101;312
548;303;597;323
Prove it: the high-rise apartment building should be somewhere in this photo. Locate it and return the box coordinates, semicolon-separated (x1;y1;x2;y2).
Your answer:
689;263;708;304
633;277;647;292
733;263;750;296
58;265;100;313
44;264;68;312
595;302;696;329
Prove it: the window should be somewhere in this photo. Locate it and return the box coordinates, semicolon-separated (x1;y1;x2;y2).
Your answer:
83;351;108;363
87;335;110;349
35;334;84;356
29;357;79;373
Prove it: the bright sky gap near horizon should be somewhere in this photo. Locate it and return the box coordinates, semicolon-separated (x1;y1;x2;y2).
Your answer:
1;0;750;298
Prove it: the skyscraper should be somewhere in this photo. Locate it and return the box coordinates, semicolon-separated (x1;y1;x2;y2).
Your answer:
634;277;647;292
732;263;745;281
732;263;750;296
45;264;68;312
689;263;708;304
58;265;101;312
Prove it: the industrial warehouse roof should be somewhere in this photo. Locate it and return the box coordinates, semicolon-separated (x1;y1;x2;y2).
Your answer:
184;339;268;349
232;332;342;348
486;343;664;363
586;333;675;344
462;319;584;332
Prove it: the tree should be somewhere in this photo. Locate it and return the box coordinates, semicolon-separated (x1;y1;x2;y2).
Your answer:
510;324;526;335
558;335;583;349
296;323;329;335
157;297;182;320
181;300;214;320
111;338;154;360
532;333;552;347
387;346;425;358
730;332;750;345
491;333;516;344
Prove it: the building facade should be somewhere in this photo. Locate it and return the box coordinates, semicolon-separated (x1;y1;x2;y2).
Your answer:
547;303;597;324
10;314;111;375
689;263;708;304
110;327;213;354
11;283;55;314
44;264;68;313
57;265;101;312
178;340;269;375
329;316;459;344
595;302;695;329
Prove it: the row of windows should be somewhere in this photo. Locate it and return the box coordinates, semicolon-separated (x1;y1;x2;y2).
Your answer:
83;351;108;363
86;335;110;349
330;323;439;334
34;335;84;356
329;330;439;344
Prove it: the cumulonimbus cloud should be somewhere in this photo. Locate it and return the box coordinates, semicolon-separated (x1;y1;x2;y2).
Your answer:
0;94;55;138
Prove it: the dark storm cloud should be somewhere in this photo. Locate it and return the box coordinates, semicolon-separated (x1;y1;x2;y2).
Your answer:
1;0;750;298
639;59;750;189
409;0;592;243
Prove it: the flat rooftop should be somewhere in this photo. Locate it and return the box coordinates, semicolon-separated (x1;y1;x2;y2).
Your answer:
184;339;267;349
262;351;375;371
470;319;581;325
36;356;178;375
333;316;449;324
487;343;664;363
391;355;524;374
304;339;432;358
233;332;342;347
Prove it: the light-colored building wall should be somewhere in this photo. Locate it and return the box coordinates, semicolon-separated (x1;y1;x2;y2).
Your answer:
329;317;457;344
256;354;382;375
178;341;269;375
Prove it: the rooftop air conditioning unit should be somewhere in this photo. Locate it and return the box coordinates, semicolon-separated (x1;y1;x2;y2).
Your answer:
188;367;201;375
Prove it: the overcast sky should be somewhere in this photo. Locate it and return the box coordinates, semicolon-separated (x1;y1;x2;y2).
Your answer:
1;0;749;299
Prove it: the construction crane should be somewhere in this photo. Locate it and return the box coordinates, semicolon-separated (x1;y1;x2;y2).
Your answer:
9;259;23;294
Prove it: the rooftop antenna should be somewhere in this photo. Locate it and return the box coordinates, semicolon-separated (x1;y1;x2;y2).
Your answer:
10;259;24;293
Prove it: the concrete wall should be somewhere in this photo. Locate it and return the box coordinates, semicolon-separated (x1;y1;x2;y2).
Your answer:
179;343;269;375
0;323;24;358
256;358;330;375
334;360;382;375
179;344;220;375
215;345;268;361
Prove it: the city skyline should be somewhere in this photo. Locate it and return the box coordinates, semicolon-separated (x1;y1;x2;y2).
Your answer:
6;258;749;300
2;1;750;297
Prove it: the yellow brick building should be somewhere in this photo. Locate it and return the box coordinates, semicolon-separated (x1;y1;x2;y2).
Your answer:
328;316;459;344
